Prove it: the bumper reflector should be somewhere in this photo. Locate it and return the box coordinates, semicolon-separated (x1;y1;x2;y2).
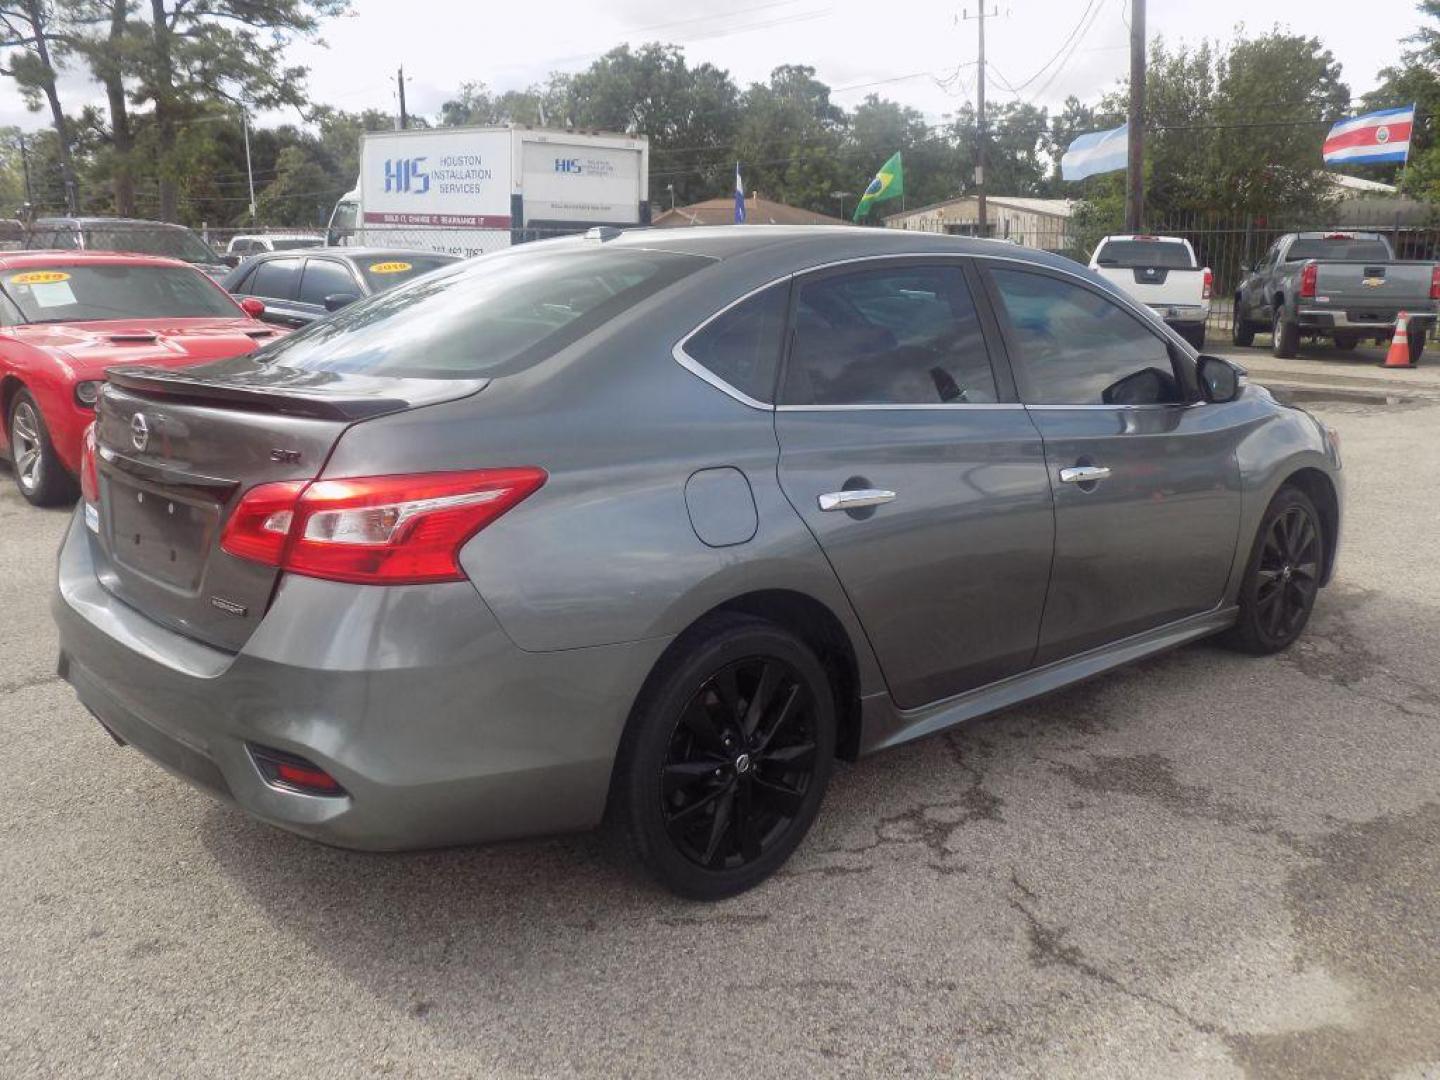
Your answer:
249;744;347;797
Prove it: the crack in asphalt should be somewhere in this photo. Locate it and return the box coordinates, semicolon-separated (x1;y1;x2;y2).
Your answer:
1008;871;1224;1041
0;672;61;697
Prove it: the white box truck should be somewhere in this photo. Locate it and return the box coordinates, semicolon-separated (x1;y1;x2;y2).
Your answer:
325;126;650;257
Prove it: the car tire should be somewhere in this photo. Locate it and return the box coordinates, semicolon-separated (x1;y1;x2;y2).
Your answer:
1231;315;1255;348
612;613;836;900
7;390;77;507
1333;333;1359;351
1272;311;1299;359
1408;325;1427;365
1220;486;1324;656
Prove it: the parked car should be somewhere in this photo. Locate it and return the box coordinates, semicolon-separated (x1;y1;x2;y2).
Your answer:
24;216;230;280
1089;234;1211;348
1232;231;1440;360
54;228;1342;899
222;247;460;328
222;233;324;267
0;251;282;505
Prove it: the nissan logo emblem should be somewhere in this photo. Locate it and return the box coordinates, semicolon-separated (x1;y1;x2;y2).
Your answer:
130;413;150;453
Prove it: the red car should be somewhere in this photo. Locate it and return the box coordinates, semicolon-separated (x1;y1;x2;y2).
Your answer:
0;251;283;506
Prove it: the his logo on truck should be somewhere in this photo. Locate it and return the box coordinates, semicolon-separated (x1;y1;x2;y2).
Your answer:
384;156;431;195
555;158;583;174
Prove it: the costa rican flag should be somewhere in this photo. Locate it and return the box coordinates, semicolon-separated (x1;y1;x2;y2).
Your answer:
1322;105;1415;166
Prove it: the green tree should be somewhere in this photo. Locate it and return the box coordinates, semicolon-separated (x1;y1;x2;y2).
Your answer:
253;143;333;226
1365;1;1440;199
734;64;844;210
0;0;81;209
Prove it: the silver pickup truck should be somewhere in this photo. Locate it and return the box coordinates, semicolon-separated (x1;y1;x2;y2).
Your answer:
1232;231;1438;361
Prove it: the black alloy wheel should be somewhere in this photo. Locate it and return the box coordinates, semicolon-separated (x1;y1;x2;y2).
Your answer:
1222;486;1324;655
614;614;836;899
661;656;818;871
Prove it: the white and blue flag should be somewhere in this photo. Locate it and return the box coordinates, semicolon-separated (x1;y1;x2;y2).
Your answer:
734;162;746;223
1061;124;1128;182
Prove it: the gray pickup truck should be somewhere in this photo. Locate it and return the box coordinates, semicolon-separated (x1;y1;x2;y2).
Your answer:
1232;231;1438;361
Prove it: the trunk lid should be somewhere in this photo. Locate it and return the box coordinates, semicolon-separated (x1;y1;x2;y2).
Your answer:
90;358;487;651
1312;261;1436;312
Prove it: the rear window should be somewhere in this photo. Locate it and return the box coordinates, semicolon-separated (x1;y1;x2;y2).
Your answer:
357;255;459;292
257;247;712;379
1094;240;1195;269
0;264;241;323
81;226;219;265
270;238;323;251
1285;237;1392;262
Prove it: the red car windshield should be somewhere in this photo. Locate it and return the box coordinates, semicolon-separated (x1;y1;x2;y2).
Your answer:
0;264;242;324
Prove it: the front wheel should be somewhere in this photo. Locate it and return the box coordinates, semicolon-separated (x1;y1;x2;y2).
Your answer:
1231;316;1256;348
7;390;77;507
613;614;836;899
1272;311;1299;358
1221;486;1324;655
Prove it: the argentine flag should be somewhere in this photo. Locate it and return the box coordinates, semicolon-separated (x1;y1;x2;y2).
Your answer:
734;163;746;223
1061;124;1128;182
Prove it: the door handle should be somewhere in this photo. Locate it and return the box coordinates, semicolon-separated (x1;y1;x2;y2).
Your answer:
1058;465;1112;484
818;489;896;512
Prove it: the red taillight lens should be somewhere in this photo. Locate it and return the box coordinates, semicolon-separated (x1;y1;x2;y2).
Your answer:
1299;263;1318;299
249;744;346;796
220;480;308;566
1202;267;1213;300
1430;265;1440;300
221;469;546;585
79;423;99;505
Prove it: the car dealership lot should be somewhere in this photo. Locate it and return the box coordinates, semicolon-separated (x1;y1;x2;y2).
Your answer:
3;395;1438;1079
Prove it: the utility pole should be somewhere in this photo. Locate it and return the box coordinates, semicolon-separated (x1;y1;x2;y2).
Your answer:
963;6;997;236
17;132;34;209
241;108;257;227
1125;0;1145;232
397;66;409;130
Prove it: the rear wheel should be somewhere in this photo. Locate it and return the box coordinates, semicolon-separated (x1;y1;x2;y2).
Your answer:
1180;323;1206;350
1333;333;1359;351
1409;325;1427;365
1221;486;1324;655
7;390;77;507
613;614;836;899
1272;310;1299;359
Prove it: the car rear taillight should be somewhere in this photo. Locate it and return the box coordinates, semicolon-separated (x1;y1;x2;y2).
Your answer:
1430;265;1440;300
1299;263;1318;299
221;469;547;585
79;423;99;506
1202;267;1213;300
249;744;346;797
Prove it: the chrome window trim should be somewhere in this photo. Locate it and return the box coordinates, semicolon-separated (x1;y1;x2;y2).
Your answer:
670;247;1195;413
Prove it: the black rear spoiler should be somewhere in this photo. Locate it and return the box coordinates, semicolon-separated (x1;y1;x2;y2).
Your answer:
106;365;488;422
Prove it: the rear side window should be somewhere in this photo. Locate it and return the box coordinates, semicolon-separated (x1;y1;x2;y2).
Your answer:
782;264;998;406
682;284;788;403
1094;240;1194;269
1285;238;1391;262
990;268;1182;406
248;257;303;301
298;259;358;306
258;247;711;380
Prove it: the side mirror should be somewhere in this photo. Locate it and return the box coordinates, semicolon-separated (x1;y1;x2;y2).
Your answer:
1197;355;1242;403
323;292;360;312
239;297;266;318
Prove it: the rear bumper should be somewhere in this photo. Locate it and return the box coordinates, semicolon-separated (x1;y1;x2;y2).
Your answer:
1144;302;1209;327
1297;308;1437;332
52;510;669;850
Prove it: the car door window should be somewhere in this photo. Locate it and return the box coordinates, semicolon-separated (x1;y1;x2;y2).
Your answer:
990;268;1183;406
298;259;359;307
782;264;998;406
248;257;303;301
681;283;788;403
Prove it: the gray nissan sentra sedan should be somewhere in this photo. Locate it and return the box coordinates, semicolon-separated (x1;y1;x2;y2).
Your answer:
52;226;1342;898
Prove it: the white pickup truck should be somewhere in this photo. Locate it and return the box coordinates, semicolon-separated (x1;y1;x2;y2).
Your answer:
1089;235;1212;348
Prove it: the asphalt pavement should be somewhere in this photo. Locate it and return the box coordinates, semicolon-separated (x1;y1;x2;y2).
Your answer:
2;387;1438;1079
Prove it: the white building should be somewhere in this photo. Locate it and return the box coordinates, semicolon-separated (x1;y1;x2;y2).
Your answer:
883;195;1074;251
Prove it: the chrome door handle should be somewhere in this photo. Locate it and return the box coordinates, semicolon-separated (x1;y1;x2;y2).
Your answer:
818;489;896;512
1059;465;1112;484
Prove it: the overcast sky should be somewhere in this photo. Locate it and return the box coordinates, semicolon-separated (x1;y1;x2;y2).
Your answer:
1;0;1424;133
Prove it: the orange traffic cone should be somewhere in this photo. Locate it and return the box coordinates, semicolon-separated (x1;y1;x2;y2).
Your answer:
1381;312;1416;368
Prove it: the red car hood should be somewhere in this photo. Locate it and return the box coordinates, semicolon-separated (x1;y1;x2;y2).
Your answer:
10;317;284;380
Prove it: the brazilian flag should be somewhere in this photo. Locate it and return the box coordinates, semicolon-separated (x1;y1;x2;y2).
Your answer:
853;152;904;222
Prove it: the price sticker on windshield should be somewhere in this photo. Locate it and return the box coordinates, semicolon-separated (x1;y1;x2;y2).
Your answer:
369;261;413;275
9;270;71;285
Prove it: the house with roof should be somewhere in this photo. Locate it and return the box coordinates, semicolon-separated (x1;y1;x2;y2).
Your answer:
652;196;848;228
